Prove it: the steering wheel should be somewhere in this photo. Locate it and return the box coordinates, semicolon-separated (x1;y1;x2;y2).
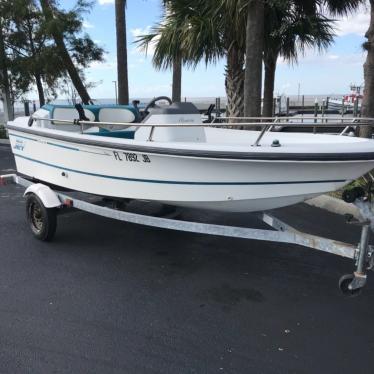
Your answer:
144;96;172;114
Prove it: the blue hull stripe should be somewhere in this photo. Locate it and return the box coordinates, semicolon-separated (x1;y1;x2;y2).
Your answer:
13;153;347;186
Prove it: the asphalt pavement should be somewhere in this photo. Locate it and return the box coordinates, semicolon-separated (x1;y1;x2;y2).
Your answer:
0;144;374;374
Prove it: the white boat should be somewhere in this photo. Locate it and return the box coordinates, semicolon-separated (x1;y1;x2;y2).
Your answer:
5;98;374;212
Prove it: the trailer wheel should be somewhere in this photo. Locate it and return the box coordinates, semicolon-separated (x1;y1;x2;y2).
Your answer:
342;189;357;203
26;193;57;241
339;274;362;297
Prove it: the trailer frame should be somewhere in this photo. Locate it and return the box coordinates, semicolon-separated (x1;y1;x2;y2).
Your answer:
1;173;373;295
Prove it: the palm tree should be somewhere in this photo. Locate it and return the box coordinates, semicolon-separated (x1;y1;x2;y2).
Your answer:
360;0;374;138
140;0;363;120
262;6;334;117
244;0;264;119
39;0;92;104
136;2;185;102
137;0;246;116
172;56;182;102
244;0;364;119
136;1;194;103
115;0;129;105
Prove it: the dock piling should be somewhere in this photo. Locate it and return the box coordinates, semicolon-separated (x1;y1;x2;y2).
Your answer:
313;98;318;133
215;97;221;118
24;101;30;116
353;98;359;118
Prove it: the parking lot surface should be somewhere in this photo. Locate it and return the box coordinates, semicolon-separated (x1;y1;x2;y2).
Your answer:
1;144;374;374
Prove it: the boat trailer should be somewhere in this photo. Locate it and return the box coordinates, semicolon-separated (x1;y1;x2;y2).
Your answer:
1;173;373;296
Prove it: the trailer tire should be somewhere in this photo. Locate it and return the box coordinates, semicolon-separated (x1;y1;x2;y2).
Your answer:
26;193;57;241
338;274;362;297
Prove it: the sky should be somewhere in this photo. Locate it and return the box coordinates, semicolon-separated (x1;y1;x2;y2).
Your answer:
59;0;370;100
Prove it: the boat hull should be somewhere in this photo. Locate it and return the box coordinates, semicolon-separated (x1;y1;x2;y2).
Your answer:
8;128;374;212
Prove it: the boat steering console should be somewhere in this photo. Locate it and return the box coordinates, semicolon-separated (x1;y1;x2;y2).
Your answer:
143;96;172;116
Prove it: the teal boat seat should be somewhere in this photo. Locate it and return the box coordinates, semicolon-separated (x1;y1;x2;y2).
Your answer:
42;103;141;123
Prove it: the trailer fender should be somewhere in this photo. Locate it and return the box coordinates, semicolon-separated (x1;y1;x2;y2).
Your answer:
24;184;62;208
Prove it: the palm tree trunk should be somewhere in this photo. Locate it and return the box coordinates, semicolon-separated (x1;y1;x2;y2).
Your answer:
40;0;91;105
34;73;45;107
225;46;244;118
115;0;129;105
244;0;264;118
0;20;13;121
360;0;374;138
172;56;182;102
262;53;277;118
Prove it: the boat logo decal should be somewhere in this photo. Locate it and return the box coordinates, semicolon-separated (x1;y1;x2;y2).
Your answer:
10;133;111;157
178;117;194;123
13;139;25;151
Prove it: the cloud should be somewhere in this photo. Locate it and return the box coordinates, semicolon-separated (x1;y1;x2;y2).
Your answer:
335;4;370;37
278;45;365;67
83;20;94;29
98;0;114;5
302;52;365;66
89;60;117;70
281;83;291;90
130;26;151;39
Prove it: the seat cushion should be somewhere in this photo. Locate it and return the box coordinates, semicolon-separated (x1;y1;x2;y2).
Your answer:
98;107;136;124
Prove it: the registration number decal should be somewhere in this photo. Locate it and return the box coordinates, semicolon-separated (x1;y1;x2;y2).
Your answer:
113;151;151;163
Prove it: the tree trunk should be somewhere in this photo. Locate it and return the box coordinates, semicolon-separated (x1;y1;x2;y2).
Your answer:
26;14;45;107
244;0;264;119
172;56;182;102
225;46;244;118
262;52;277;118
0;20;13;122
34;73;45;107
40;0;92;105
360;0;374;138
115;0;129;105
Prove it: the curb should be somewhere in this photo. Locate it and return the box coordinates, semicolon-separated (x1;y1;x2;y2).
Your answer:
306;195;361;220
0;139;10;145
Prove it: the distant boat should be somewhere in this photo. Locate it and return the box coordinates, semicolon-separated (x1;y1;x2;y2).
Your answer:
328;84;363;112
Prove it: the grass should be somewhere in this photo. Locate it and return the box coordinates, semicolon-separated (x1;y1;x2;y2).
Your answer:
0;124;7;139
328;176;369;200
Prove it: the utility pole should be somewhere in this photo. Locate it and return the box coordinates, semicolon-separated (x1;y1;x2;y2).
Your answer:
115;0;129;105
113;81;118;104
